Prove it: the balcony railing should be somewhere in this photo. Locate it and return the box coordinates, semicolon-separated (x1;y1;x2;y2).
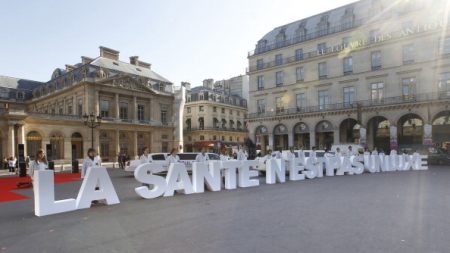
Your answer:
184;127;248;133
248;18;367;57
247;92;450;119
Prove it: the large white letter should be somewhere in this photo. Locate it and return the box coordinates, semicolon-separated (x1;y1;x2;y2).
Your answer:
266;159;286;184
238;161;259;188
76;167;120;209
165;163;194;197
192;161;221;193
289;158;305;181
221;161;240;190
134;163;167;199
34;170;77;217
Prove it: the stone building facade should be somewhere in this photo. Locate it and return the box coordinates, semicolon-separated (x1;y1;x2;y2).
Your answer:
183;82;248;152
0;46;183;162
247;0;450;153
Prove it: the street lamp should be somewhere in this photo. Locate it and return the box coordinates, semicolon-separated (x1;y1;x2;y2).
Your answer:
83;112;102;149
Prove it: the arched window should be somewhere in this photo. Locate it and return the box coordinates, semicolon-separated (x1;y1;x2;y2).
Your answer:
26;131;42;159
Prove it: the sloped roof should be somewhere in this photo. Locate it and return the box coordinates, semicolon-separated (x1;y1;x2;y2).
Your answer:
90;57;172;84
0;76;43;90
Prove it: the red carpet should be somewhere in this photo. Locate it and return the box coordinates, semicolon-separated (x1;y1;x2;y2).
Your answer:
0;173;81;203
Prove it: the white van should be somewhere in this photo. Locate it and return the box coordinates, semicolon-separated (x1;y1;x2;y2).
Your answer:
124;152;220;172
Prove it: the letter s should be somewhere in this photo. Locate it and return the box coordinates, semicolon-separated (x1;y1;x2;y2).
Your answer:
134;163;167;199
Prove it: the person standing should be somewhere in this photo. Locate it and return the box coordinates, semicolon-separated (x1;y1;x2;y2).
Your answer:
166;148;180;164
286;147;296;160
195;148;209;162
220;150;230;161
237;146;248;161
139;147;152;164
8;156;17;174
82;148;101;178
29;149;48;179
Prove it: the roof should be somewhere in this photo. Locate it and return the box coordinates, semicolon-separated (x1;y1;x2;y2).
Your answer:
258;0;371;43
90;57;172;84
0;76;43;91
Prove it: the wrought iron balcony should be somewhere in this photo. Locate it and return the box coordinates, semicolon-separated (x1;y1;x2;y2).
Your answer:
247;92;450;120
184;127;248;133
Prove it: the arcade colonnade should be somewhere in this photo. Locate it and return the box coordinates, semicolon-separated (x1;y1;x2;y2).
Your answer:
0;122;165;162
250;108;450;153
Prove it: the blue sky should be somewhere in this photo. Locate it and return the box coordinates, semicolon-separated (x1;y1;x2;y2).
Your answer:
0;0;355;86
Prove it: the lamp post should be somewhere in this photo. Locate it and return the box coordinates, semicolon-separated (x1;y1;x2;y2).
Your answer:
83;112;102;149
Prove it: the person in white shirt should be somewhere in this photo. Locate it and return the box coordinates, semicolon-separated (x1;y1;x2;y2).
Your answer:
139;147;152;164
166;148;180;164
237;146;248;161
82;148;102;178
29;149;48;179
195;149;209;162
219;150;230;161
8;156;17;174
263;149;273;164
286;147;296;160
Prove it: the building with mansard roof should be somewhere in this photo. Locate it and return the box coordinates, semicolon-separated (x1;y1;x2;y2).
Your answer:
0;46;184;162
247;0;450;153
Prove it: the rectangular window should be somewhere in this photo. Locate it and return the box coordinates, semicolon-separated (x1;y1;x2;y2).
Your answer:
296;93;306;111
295;49;304;61
317;43;327;55
199;106;204;112
213;107;217;112
161;110;167;125
257;75;264;90
318;90;330;110
187;107;191;113
371;51;382;70
440;37;450;55
402;44;415;64
402;77;416;100
296;67;305;82
369;29;380;42
161;142;169;152
343;86;355;107
67;105;73;115
221;108;225;113
100;100;109;118
318;62;327;79
275;97;284;113
275;71;284;86
371;82;384;103
137;104;145;121
229;110;233;115
59;107;63;115
100;143;109;158
343;56;353;74
256;59;264;70
275;54;283;66
256;99;266;114
438;72;450;97
119;102;128;119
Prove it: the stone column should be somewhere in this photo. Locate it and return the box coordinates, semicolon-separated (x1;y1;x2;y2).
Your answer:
309;131;316;148
359;127;367;147
133;96;138;122
133;131;138;159
423;124;433;145
95;90;100;116
148;98;152;121
64;138;72;160
94;129;100;153
115;93;120;119
115;129;120;160
73;95;77;115
268;133;274;150
288;132;294;148
389;126;398;151
333;129;340;145
6;124;15;157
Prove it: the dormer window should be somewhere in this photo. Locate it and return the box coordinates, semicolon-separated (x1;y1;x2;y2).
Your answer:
295;22;308;41
17;91;24;100
341;7;355;30
317;15;330;36
275;28;287;46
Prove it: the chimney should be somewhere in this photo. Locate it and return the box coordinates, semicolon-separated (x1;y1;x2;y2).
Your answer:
130;56;151;69
181;82;191;90
99;46;119;60
65;64;75;72
130;56;139;65
203;79;214;89
81;56;93;64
